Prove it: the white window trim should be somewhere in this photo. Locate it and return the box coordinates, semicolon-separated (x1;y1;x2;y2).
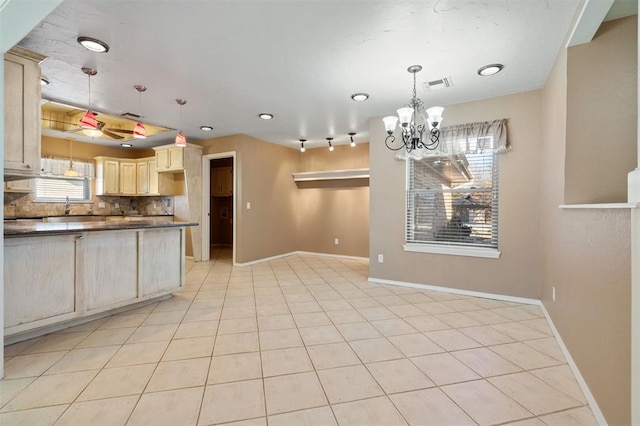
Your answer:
404;243;501;259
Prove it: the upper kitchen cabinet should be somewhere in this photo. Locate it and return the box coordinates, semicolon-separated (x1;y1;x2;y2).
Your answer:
4;46;47;179
212;166;233;197
154;145;184;172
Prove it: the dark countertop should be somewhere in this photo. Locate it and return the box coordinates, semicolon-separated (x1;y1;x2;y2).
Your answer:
4;214;174;220
4;220;197;237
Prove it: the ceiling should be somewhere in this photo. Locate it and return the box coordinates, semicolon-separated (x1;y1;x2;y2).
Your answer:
15;0;596;150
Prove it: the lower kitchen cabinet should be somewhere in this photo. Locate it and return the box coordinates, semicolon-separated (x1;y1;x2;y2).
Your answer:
140;228;184;296
4;235;78;330
83;231;139;311
4;225;188;341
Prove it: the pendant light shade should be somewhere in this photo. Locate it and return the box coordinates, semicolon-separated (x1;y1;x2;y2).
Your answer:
133;85;147;139
174;99;187;147
63;139;79;177
175;131;187;147
80;110;98;129
133;122;146;138
80;67;101;136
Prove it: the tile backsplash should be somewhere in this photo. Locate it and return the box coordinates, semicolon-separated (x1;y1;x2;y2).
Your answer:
4;193;174;218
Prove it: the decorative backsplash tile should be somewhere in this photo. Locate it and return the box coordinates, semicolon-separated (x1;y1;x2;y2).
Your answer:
4;192;173;218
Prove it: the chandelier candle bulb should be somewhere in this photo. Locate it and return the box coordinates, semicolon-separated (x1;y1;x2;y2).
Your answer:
397;107;414;127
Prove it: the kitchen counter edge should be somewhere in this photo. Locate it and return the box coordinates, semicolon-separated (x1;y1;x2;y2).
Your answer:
4;221;198;237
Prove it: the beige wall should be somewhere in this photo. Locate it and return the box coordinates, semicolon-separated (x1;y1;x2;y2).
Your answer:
541;27;632;425
565;15;638;204
369;90;543;299
296;143;369;258
196;135;370;262
196;134;299;263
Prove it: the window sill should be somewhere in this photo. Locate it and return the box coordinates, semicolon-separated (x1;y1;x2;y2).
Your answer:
559;203;639;209
404;243;501;259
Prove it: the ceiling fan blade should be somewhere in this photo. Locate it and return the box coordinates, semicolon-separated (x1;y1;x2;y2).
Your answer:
106;128;135;134
103;129;125;139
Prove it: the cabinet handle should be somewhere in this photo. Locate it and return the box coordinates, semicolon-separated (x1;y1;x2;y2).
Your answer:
75;235;83;240
25;164;31;169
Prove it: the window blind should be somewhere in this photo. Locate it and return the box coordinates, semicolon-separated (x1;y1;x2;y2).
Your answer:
35;158;94;202
406;138;499;249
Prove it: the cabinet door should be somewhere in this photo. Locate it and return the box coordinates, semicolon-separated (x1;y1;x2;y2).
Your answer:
147;158;159;194
156;149;169;171
4;52;42;172
84;231;138;311
4;235;77;328
222;167;233;195
168;147;184;170
103;160;120;194
140;228;183;296
136;161;149;195
120;161;137;195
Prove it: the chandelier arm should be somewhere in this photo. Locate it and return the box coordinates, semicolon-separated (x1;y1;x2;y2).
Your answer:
385;134;406;151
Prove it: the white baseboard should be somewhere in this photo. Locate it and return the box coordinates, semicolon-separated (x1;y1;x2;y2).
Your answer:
539;303;607;426
367;277;541;306
295;251;369;262
234;251;298;267
233;251;368;267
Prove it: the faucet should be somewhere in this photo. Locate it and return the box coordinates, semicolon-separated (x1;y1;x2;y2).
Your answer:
64;196;70;215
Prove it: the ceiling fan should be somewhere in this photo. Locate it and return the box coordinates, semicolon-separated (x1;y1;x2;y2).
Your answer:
41;117;125;139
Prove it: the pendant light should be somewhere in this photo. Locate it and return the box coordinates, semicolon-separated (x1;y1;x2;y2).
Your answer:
349;132;357;147
174;99;187;147
327;137;334;151
133;85;147;139
63;138;79;177
79;67;102;137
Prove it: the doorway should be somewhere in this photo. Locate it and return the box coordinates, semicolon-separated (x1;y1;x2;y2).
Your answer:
201;152;236;264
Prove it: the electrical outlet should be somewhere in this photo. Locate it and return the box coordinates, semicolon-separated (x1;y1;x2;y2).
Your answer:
334;238;339;245
246;202;251;209
552;286;556;302
378;254;384;263
114;202;120;209
98;202;105;209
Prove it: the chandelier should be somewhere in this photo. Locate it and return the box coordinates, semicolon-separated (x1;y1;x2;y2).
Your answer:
382;65;444;153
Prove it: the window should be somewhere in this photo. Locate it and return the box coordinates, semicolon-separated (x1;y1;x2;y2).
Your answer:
35;158;94;202
405;119;508;257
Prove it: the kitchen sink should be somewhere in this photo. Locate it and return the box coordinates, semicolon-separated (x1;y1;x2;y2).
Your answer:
43;215;108;223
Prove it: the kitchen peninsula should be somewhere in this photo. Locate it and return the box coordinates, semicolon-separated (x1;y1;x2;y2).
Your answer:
3;219;196;344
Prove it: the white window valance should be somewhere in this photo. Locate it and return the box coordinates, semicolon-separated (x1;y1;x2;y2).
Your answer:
396;119;509;160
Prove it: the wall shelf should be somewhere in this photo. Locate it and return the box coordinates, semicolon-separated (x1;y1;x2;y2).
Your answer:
292;168;370;182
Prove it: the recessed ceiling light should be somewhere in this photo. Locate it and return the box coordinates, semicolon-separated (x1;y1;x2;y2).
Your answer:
258;113;274;120
200;125;214;131
477;64;504;76
40;77;50;86
120;143;133;148
77;36;110;53
351;93;369;102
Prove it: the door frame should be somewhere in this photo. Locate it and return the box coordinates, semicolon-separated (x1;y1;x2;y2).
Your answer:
201;152;237;264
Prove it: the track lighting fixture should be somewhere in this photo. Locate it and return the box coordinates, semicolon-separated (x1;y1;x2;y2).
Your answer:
327;137;334;151
349;132;356;147
299;139;306;153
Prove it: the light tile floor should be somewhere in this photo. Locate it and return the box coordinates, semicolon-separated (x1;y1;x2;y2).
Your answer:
1;248;598;425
